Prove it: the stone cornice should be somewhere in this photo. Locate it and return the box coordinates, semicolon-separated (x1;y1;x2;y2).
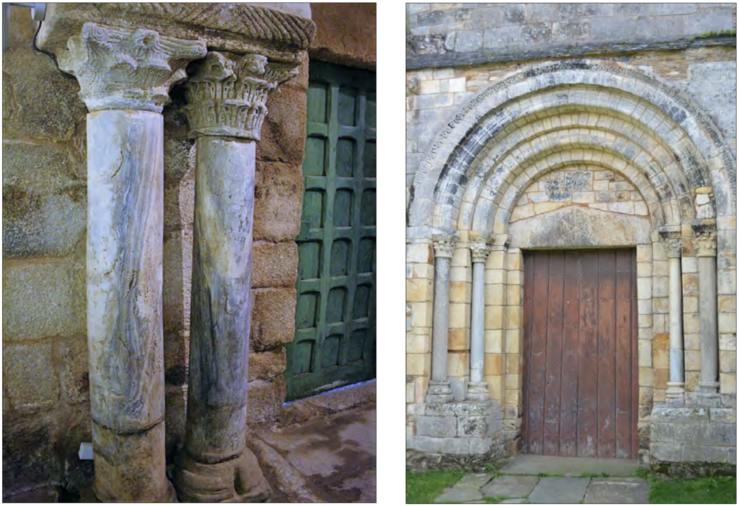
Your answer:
659;230;683;259
37;3;315;64
432;234;457;259
184;51;300;140
58;22;207;112
692;222;717;258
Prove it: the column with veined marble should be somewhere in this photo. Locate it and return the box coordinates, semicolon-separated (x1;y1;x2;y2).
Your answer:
661;230;685;405
57;22;206;502
426;234;457;403
467;236;492;401
693;223;720;406
173;51;300;503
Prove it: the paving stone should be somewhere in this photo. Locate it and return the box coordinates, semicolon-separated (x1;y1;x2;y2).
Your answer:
435;486;484;503
481;475;540;498
501;455;639;477
456;472;494;489
584;478;650;504
501;500;527;504
529;477;590;504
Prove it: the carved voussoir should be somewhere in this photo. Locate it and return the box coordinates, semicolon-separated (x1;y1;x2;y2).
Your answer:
184;51;301;140
59;22;206;112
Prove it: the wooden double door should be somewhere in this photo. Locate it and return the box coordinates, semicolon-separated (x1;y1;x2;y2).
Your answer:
522;249;638;459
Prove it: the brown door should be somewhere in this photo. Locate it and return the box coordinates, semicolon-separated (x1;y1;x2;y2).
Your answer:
522;250;638;459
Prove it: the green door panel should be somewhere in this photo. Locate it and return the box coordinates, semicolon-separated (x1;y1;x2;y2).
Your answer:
285;61;377;401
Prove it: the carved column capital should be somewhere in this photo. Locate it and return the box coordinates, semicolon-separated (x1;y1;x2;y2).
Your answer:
184;51;300;140
469;236;492;263
659;230;682;259
432;234;458;259
692;223;717;257
59;22;206;112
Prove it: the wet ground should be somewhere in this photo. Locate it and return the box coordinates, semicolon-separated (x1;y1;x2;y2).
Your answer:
251;401;377;502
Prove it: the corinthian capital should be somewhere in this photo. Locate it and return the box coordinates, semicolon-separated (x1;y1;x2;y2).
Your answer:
59;22;206;112
692;222;717;257
432;234;458;259
469;236;492;263
659;230;682;259
184;51;301;140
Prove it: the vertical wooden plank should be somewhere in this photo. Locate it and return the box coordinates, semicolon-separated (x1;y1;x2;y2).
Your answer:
559;252;581;456
577;250;599;457
597;250;617;458
615;249;633;458
522;252;535;452
528;251;550;455
631;249;640;457
543;251;564;455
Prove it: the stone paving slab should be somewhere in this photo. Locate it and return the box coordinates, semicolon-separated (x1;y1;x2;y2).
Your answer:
501;455;639;477
529;477;590;504
481;475;540;498
584;477;650;504
457;473;494;489
434;486;483;503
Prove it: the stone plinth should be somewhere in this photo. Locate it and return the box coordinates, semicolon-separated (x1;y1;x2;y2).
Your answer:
649;405;736;477
412;400;503;456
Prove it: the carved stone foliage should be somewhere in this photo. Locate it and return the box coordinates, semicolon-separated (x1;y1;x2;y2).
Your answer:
692;223;717;257
59;22;206;112
184;51;300;140
659;230;682;259
469;236;492;263
432;233;458;259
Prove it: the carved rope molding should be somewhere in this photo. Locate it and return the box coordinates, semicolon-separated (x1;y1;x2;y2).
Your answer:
59;22;207;112
184;51;300;140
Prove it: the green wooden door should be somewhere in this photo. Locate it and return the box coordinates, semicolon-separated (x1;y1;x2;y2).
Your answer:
285;61;377;401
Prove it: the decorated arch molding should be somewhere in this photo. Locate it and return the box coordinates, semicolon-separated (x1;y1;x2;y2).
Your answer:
408;60;736;233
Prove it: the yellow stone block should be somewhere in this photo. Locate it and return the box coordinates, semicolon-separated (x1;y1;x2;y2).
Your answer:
486;306;504;330
449;328;469;351
505;354;520;375
684;333;701;351
506;284;522;306
407;353;431;376
505;388;522;406
485;354;503;375
412;263;433;279
638;340;652;367
449;281;470;303
485;330;503;353
720;351;736;373
653;348;668;370
505;306;522;329
720;373;736;394
639;367;653;387
450;266;470;283
411;302;433;328
449;302;469;328
488;251;506;269
653;333;669;351
505;330;521;353
507;251;523;270
448;351;470;377
486;375;503;401
684;350;701;371
485;283;506;306
406;333;430;354
505;373;521;390
451;246;470;267
407;278;433;302
407;382;415;403
415;376;429;400
654;368;668;390
636;245;652;262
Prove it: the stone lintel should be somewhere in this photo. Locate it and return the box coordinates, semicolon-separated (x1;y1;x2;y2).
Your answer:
37;3;315;64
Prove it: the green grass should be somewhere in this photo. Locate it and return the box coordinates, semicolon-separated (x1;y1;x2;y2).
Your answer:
484;496;508;504
537;472;564;477
695;29;736;39
634;468;736;504
579;472;609;478
406;470;465;504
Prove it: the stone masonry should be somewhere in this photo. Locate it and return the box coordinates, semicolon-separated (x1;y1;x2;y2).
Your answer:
2;2;376;500
406;4;736;469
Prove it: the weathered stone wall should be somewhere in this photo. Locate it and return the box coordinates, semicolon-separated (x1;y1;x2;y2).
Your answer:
407;3;736;64
310;3;377;69
406;3;736;463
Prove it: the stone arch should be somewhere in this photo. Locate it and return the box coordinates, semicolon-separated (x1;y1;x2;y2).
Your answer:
409;60;735;230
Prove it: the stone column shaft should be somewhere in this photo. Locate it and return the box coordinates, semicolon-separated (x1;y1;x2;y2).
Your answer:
662;232;685;404
426;234;456;403
58;22;206;502
694;224;720;405
467;237;491;401
175;50;299;502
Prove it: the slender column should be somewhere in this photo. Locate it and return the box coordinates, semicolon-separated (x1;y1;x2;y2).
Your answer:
426;233;457;403
467;236;492;401
58;22;206;502
174;51;299;502
661;231;685;404
693;223;720;406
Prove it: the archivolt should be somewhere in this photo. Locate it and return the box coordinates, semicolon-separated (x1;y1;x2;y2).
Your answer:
409;61;736;232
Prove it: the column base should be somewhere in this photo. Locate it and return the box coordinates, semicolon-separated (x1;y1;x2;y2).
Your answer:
665;382;685;405
425;380;453;403
465;381;490;401
173;449;270;503
696;381;721;407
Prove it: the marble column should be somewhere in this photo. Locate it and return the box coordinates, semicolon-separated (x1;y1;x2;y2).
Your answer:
58;22;206;502
173;51;299;502
661;231;685;404
467;236;492;401
426;233;457;403
693;223;720;406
